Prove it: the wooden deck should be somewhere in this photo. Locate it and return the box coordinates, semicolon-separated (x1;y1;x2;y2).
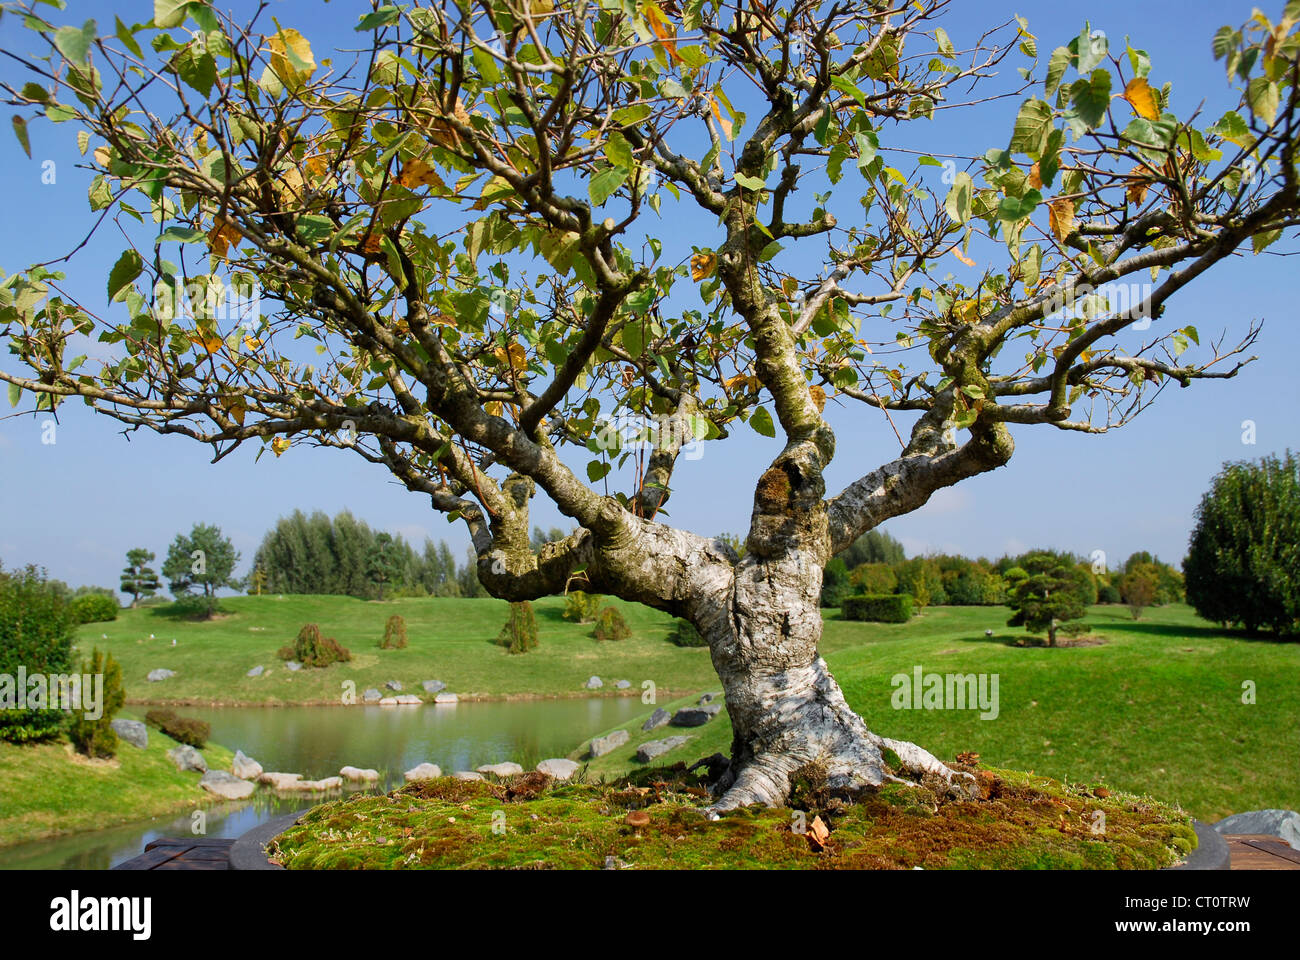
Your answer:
113;837;235;871
1224;834;1300;870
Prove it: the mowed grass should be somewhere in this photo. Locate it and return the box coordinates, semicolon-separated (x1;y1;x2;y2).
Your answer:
572;604;1299;821
80;594;714;704
0;709;234;846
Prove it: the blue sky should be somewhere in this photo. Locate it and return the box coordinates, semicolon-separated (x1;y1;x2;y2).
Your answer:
1;0;1296;592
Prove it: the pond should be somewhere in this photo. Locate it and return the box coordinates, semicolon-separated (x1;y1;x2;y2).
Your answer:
0;697;643;870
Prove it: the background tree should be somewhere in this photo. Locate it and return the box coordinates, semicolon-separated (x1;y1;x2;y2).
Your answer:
1184;451;1300;634
161;523;240;619
1120;566;1158;620
119;548;161;608
0;562;75;744
3;2;1298;809
365;532;403;600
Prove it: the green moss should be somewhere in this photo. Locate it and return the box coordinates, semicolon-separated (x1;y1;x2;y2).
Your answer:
268;765;1196;870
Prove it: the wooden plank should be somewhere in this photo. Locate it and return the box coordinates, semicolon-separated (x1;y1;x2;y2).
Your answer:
1225;834;1300;871
114;845;187;870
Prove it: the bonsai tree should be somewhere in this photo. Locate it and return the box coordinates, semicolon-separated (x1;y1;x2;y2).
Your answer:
280;622;351;667
496;600;538;654
1006;563;1087;646
68;648;125;759
120;548;162;607
161;523;240;618
2;2;1298;809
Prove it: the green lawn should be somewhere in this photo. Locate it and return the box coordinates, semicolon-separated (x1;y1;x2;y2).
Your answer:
83;594;712;704
571;604;1299;821
0;709;235;846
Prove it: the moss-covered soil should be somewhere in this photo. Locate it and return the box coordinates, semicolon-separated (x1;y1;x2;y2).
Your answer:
268;762;1196;870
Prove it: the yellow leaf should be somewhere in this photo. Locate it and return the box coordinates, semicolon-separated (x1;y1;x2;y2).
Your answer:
269;27;316;89
190;332;223;354
953;247;976;267
93;146;111;167
207;216;243;260
271;437;290;457
302;153;330;182
1047;197;1075;242
691;252;717;281
646;6;683;64
1028;161;1042;190
494;342;527;370
1123;78;1159;121
709;97;733;140
485;400;504;417
809;383;826;412
243;336;262;351
227;400;247;426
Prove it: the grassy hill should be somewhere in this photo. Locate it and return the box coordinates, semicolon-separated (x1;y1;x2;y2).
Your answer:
569;603;1299;821
83;594;712;704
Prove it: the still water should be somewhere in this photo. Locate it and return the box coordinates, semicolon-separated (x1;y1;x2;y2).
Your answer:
1;697;641;869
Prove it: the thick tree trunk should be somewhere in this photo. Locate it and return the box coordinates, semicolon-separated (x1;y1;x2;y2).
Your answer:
686;459;975;812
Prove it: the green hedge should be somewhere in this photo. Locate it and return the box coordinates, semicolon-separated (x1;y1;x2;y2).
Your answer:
842;593;914;623
70;593;119;624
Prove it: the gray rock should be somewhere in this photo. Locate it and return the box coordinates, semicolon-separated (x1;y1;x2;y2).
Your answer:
340;765;379;783
422;679;446;694
589;729;629;757
363;688;382;703
285;661;302;672
258;772;303;790
641;708;670;732
1214;809;1300;850
433;692;458;704
670;704;721;727
636;736;693;763
451;771;485;781
110;719;147;750
232;749;263;781
403;762;442;782
146;668;175;682
393;694;422;705
246;665;264;678
167;744;207;773
477;761;525;778
698;691;720;705
615;679;631;689
585;675;603;689
536;758;580;780
386;680;402;691
200;769;255;800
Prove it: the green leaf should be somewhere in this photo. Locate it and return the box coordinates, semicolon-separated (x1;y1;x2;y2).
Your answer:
997;189;1041;222
7;382;21;409
1076;25;1108;73
157;226;206;243
1009;98;1054;159
944;170;973;224
114;16;144;58
355;6;402;31
589;165;630;206
175;46;217;97
11;116;30;158
854;130;879;170
1246;78;1279;126
749;406;776;438
54;20;96;65
934;26;955;59
108;248;143;302
604;131;634;170
1070;70;1112;130
1210;110;1253;149
1045;46;1072;97
586;459;611;482
154;0;191;29
734;172;766;191
827;142;849;184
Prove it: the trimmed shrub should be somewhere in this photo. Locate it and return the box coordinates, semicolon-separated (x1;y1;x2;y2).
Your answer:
70;593;119;624
144;708;209;748
68;648;125;758
380;614;408;649
850;562;897;595
667;618;707;647
562;591;603;623
284;622;351;667
592;606;631;641
0;563;76;744
842;593;914;623
496;601;539;654
1097;583;1122;604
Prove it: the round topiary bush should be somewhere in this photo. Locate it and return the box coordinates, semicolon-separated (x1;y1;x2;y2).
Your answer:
667;618;707;647
70;593;119;624
592;606;631;642
562;591;602;623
